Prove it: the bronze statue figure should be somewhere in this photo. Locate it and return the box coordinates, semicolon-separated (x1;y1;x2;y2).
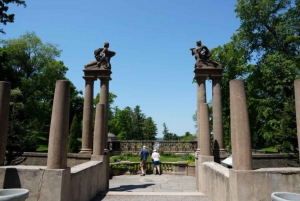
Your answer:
190;40;211;61
190;40;220;68
85;42;116;69
94;42;116;69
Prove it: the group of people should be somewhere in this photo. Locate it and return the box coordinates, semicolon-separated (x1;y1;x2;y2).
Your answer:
139;145;161;176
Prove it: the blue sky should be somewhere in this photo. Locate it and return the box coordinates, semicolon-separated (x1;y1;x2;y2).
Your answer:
3;0;240;138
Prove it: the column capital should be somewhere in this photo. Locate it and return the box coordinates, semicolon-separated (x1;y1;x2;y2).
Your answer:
195;76;207;83
83;76;96;82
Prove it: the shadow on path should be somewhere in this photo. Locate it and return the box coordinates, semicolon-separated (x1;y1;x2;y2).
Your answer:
91;184;155;201
110;184;154;192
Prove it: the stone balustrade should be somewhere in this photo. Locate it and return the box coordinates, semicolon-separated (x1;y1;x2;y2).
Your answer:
109;140;198;153
109;161;195;176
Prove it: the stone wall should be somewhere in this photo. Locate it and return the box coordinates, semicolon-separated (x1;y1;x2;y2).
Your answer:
0;161;106;201
0;165;70;201
197;156;300;201
19;152;299;169
70;161;106;201
111;140;197;153
18;152;91;167
252;153;299;169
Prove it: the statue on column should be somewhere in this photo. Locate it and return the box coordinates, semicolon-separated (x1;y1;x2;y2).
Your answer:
190;40;220;68
85;42;116;69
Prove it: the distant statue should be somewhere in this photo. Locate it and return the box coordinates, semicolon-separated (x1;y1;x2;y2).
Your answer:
190;40;220;68
85;42;116;69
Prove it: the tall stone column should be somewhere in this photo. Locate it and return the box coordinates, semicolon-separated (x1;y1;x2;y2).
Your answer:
92;104;105;156
80;76;95;154
99;78;109;150
200;103;211;156
230;79;252;170
0;82;11;166
196;77;206;150
212;78;227;160
294;79;300;161
47;80;70;169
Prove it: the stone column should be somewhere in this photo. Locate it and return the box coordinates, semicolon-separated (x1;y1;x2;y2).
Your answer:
99;79;109;151
212;78;227;160
80;76;95;154
294;79;300;161
0;82;11;166
230;79;252;170
92;104;105;156
47;80;70;169
99;78;110;191
200;103;211;156
196;77;206;150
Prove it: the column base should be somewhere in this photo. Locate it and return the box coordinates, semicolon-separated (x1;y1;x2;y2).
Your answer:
213;149;228;163
79;148;92;154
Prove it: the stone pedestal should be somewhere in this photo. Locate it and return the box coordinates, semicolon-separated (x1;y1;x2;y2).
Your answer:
0;82;11;166
47;80;70;169
197;155;214;193
80;77;96;154
230;79;252;170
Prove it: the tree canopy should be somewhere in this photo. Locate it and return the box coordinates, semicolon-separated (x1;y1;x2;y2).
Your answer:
0;0;26;34
207;0;300;152
1;32;82;163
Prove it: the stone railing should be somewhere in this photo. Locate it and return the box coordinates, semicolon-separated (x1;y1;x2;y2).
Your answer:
109;140;197;153
110;161;195;176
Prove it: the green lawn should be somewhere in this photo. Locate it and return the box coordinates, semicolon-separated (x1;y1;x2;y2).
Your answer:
35;136;82;152
260;147;278;153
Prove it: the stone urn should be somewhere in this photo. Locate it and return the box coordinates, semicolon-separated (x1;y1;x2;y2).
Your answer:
271;192;300;201
0;189;29;201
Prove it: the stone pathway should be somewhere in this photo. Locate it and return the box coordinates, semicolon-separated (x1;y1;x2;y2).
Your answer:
92;174;211;201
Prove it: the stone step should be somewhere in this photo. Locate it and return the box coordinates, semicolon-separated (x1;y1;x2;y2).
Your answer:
93;192;211;201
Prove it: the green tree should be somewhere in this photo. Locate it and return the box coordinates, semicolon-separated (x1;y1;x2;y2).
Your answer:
1;32;82;161
181;132;195;141
6;88;36;164
112;107;133;140
142;117;157;140
210;34;252;147
162;123;177;140
0;0;26;34
68;115;81;153
234;0;300;151
132;105;145;140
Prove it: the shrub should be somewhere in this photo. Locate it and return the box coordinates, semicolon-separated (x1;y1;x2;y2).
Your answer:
111;164;128;169
185;154;195;161
68;115;80;153
162;152;172;157
110;155;124;163
123;152;134;157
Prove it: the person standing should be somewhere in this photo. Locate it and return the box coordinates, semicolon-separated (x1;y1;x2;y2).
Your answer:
151;149;161;175
139;145;149;176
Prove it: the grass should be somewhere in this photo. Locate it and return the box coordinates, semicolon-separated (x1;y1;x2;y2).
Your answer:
35;135;82;152
260;147;278;153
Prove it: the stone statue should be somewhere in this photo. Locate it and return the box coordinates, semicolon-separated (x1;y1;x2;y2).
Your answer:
190;40;220;68
85;42;116;69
